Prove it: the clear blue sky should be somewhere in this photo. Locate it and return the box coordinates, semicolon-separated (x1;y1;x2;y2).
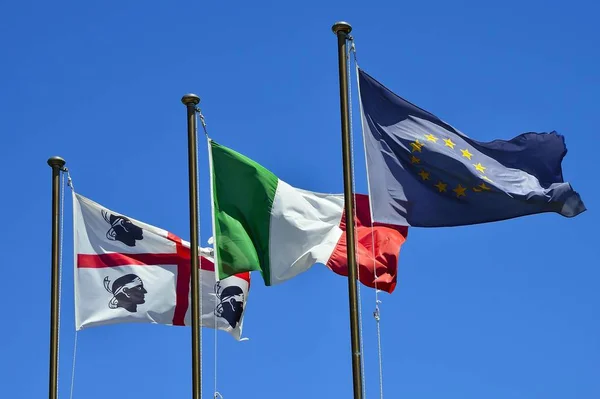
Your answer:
1;1;598;398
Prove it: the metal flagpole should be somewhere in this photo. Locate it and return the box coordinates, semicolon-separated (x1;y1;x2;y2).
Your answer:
182;93;202;399
332;21;364;399
47;156;66;399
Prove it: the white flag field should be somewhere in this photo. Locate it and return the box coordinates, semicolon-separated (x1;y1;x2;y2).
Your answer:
73;192;249;340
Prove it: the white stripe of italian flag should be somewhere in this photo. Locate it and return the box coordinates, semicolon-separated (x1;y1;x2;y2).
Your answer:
208;139;407;293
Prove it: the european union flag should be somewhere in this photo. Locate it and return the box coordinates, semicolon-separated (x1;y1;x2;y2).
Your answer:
358;68;586;227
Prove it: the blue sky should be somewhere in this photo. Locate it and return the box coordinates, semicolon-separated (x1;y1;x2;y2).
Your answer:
1;0;598;398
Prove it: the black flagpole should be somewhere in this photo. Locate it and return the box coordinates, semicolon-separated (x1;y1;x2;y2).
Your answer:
47;156;66;399
182;93;202;399
332;21;364;399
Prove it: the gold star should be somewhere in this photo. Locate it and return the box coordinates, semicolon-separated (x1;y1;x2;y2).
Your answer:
460;148;473;160
443;138;456;149
472;182;491;193
482;175;494;183
473;162;486;173
453;184;467;198
425;134;438;143
434;181;447;192
410;140;423;152
418;169;430;181
410;155;421;164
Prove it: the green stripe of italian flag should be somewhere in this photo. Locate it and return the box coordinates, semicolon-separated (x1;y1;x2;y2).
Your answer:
208;139;407;292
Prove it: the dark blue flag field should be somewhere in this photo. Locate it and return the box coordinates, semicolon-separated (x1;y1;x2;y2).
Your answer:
358;68;586;227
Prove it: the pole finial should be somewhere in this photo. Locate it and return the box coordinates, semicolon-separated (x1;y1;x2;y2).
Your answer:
181;93;201;106
47;156;66;169
332;21;352;35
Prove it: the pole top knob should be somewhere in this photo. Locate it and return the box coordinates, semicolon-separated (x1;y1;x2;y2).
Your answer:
332;21;352;35
181;93;200;106
47;156;66;169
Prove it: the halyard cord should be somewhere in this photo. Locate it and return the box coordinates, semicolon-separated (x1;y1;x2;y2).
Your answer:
65;170;79;399
346;36;367;399
352;42;386;399
57;170;65;397
196;106;209;137
69;332;78;399
195;112;204;399
196;111;222;399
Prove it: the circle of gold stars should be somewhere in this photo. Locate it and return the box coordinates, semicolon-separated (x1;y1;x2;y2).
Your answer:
409;133;494;198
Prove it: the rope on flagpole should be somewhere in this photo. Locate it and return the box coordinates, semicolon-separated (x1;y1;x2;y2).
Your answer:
63;169;79;399
214;318;219;399
68;332;78;399
195;109;223;399
196;105;209;138
352;43;386;399
346;34;367;399
56;168;67;397
194;112;204;399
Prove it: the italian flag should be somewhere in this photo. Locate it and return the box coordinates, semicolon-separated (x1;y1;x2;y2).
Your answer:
208;139;408;293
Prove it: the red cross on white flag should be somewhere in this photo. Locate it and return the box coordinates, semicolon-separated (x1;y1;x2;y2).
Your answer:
73;192;250;340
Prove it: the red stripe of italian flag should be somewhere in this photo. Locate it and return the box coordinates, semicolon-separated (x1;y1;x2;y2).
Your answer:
209;139;407;293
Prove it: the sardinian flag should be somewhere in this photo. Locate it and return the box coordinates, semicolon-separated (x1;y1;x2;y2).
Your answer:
73;192;249;340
